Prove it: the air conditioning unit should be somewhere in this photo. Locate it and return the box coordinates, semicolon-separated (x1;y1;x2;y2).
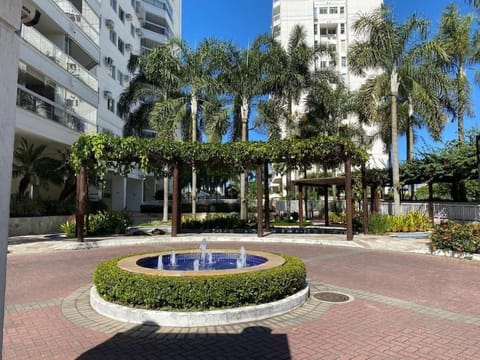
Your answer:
67;63;77;71
21;0;42;26
135;27;143;37
123;74;130;82
125;13;133;21
105;19;115;29
104;90;112;98
125;43;133;52
104;56;114;66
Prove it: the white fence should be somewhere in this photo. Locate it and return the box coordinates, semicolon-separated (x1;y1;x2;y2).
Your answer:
274;200;480;222
380;202;480;222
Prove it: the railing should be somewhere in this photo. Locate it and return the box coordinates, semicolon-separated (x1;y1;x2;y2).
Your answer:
21;26;98;92
142;0;174;22
52;0;99;45
16;86;96;133
142;21;170;38
379;201;480;222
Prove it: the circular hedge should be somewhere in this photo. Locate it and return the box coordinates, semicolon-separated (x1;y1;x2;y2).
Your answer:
93;252;307;311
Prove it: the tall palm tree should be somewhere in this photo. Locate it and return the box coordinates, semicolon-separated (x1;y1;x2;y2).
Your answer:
436;4;479;143
348;6;447;215
220;37;270;220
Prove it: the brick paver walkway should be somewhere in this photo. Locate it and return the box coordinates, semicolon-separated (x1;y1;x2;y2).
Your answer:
4;240;480;359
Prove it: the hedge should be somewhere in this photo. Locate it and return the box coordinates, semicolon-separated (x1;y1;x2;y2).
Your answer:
93;252;306;311
431;222;480;254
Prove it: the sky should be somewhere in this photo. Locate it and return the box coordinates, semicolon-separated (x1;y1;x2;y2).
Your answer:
182;0;480;160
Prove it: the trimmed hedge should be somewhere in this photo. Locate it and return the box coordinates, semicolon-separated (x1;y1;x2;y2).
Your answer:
431;222;480;254
93;252;306;311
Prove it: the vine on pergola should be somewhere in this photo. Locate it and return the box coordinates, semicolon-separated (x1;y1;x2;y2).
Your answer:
70;133;368;241
71;133;368;177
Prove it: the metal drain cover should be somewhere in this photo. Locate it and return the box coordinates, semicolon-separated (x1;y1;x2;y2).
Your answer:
313;291;351;303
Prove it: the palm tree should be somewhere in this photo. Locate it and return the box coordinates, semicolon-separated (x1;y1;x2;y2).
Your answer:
436;4;479;143
348;6;447;215
12;138;60;198
220;37;270;220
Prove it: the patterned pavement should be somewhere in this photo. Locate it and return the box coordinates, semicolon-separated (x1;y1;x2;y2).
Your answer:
4;238;480;359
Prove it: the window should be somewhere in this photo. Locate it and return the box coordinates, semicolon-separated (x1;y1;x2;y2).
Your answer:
320;60;327;69
328;44;336;52
109;65;116;79
320;27;327;36
319;7;327;14
314;23;318;35
116;102;123;117
340;6;345;14
110;0;117;12
130;24;135;37
341;40;346;52
107;97;115;112
119;7;125;22
109;29;117;44
340;23;345;35
329;7;338;14
118;37;125;54
341;56;347;67
118;70;124;86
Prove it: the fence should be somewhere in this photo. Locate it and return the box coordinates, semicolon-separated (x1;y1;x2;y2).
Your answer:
379;201;480;222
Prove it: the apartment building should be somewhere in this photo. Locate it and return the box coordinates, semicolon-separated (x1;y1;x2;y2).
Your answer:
270;0;387;197
12;0;182;212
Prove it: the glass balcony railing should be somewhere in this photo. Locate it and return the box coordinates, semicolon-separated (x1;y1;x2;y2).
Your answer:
16;86;96;134
142;0;174;23
21;26;98;92
52;0;100;45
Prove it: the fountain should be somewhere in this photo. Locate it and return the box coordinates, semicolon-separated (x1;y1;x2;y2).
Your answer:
92;239;308;327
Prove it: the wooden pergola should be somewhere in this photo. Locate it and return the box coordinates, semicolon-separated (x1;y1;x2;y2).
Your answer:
72;134;367;242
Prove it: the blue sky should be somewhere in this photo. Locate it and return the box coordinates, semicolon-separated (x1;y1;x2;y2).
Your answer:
182;0;480;159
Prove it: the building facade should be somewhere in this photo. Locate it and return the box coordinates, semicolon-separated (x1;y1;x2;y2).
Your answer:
12;0;181;211
270;0;387;196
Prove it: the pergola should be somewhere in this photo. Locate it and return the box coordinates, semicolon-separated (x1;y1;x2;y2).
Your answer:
71;134;368;242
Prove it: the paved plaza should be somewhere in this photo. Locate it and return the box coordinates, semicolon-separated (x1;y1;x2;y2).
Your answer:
3;234;480;359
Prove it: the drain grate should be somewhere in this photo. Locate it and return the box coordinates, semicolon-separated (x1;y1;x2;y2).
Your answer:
313;291;351;303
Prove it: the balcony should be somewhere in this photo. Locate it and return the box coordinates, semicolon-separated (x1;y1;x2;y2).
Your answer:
20;26;98;92
52;0;99;45
16;86;96;134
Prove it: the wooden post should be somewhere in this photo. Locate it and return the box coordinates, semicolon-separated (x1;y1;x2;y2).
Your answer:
428;181;434;223
298;184;304;228
264;162;270;231
345;157;353;240
76;164;87;242
362;164;369;234
171;163;180;237
324;186;329;226
256;164;263;237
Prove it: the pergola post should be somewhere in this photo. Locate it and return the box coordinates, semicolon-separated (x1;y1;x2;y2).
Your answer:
76;164;87;242
298;184;304;228
345;157;353;240
256;164;264;237
428;181;434;223
171;163;181;237
362;164;369;234
264;162;270;232
324;186;329;226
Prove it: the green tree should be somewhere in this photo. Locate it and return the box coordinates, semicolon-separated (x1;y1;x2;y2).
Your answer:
436;4;479;143
348;6;446;214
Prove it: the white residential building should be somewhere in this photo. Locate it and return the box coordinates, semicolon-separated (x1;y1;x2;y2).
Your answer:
270;0;387;196
12;0;182;212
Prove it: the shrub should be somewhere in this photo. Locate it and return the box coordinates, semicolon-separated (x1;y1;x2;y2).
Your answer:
366;210;432;234
368;213;391;234
431;222;480;253
59;220;76;238
59;211;132;236
93;252;307;311
182;214;250;230
9;195;75;217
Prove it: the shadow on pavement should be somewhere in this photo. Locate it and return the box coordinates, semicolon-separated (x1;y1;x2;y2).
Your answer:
76;324;291;360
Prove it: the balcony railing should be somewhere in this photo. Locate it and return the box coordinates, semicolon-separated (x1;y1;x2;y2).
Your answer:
16;86;96;134
21;26;98;92
142;0;174;23
52;0;99;45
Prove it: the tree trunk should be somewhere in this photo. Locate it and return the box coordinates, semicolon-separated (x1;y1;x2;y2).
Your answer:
240;97;249;221
457;66;465;143
390;68;401;216
162;175;169;222
191;95;198;218
407;97;415;200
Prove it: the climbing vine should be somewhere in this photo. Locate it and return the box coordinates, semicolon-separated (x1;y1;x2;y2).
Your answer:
71;133;368;179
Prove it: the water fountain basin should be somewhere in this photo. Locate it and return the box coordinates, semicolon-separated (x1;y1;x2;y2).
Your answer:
118;249;286;277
